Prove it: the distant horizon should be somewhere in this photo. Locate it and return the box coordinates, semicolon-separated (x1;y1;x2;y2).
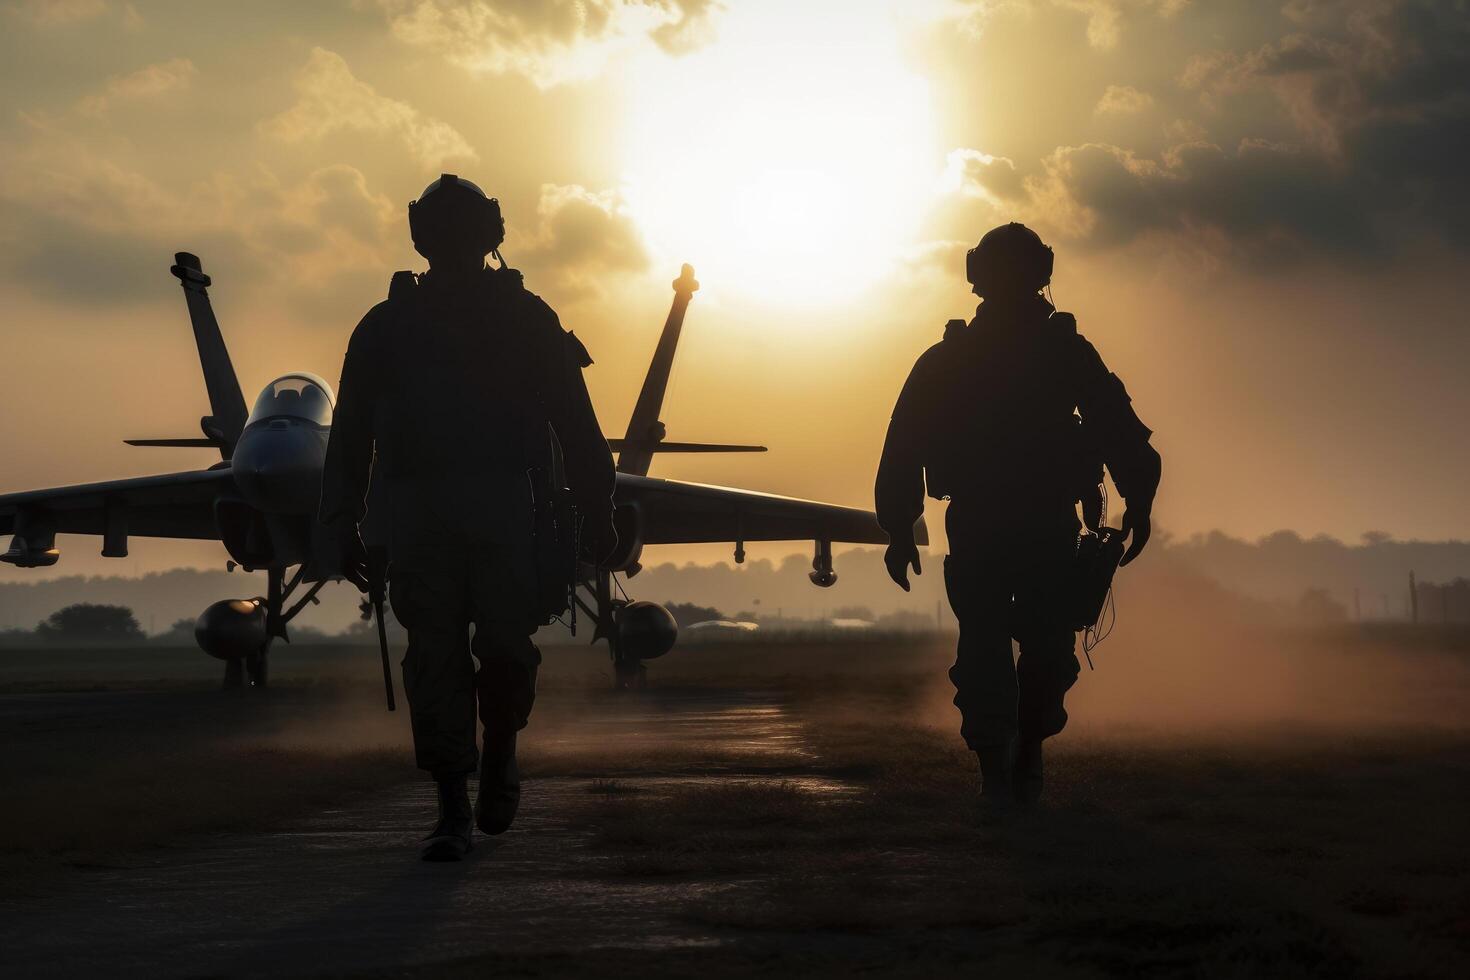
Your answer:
6;531;1470;638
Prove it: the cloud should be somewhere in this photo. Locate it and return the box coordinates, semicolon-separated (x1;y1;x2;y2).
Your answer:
76;58;196;117
1052;0;1189;49
260;47;476;169
375;0;722;87
1169;0;1470;249
943;148;1025;203
649;0;720;55
0;109;401;309
515;183;649;296
931;1;1470;266
1094;83;1153;115
1024;139;1373;261
6;0;107;26
1181;1;1469;155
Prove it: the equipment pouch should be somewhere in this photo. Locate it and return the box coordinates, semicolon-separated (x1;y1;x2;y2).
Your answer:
529;464;577;624
1069;527;1124;631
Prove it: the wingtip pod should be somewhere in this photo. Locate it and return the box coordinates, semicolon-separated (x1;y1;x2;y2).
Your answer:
1;535;60;568
170;251;211;288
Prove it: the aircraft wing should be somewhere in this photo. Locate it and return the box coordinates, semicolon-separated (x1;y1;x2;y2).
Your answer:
0;468;233;540
615;473;926;546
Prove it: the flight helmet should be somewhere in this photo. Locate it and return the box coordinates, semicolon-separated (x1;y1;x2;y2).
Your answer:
408;173;505;262
965;222;1054;297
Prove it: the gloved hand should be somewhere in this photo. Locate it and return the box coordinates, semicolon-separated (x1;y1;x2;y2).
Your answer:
320;517;370;593
1120;507;1152;566
884;533;923;592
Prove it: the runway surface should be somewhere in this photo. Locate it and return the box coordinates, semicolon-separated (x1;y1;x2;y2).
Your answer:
0;687;837;978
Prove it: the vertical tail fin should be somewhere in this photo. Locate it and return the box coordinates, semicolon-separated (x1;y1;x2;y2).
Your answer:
616;264;699;477
170;252;247;459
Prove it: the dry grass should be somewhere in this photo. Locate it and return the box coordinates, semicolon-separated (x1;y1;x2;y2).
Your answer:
564;696;1470;977
0;674;410;896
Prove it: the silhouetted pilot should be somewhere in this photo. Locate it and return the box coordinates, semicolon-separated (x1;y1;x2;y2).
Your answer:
319;175;616;861
876;223;1160;806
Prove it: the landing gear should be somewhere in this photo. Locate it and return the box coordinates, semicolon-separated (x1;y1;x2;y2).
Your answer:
221;643;270;690
217;563;325;691
572;566;647;691
614;657;647;691
246;645;269;687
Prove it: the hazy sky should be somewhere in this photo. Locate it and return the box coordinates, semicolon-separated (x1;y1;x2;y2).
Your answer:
2;0;1468;580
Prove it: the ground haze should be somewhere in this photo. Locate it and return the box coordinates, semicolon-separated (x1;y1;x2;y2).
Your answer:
0;627;1465;978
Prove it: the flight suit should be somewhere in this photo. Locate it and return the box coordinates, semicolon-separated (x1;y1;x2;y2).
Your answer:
320;266;615;779
876;293;1158;750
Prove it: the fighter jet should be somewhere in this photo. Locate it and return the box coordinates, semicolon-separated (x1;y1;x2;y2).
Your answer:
0;254;926;688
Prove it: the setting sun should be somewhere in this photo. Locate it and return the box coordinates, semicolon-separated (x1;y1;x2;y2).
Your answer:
617;2;940;308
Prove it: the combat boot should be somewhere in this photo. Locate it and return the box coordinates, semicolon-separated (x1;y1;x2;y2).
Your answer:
976;743;1016;807
1013;737;1044;804
476;730;521;835
421;775;473;862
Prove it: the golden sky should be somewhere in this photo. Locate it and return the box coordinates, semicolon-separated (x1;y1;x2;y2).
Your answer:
2;0;1468;579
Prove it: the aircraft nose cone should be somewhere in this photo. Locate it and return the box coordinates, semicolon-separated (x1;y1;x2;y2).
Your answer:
231;424;326;514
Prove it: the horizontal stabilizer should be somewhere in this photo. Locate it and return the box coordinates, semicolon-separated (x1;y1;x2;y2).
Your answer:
608;440;767;454
125;438;222;448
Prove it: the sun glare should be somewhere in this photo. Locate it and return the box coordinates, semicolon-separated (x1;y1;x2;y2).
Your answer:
619;2;940;309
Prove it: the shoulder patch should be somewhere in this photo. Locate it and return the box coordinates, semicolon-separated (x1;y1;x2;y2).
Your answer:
387;270;417;304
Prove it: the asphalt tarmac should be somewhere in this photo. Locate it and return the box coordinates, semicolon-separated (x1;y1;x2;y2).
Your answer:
0;686;834;978
2;637;1465;978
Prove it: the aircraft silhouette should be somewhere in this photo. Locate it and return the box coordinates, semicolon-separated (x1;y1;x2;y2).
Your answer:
0;254;926;688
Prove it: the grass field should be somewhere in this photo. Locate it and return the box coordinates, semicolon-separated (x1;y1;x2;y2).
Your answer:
1;630;1466;977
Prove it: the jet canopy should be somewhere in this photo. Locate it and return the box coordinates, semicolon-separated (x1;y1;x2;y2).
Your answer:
246;373;335;427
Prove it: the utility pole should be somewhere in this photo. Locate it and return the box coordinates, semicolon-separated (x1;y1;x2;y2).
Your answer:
1410;570;1419;624
1353;588;1361;621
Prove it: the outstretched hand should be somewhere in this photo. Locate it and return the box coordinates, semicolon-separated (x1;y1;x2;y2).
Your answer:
1119;509;1152;567
341;535;371;593
884;538;923;592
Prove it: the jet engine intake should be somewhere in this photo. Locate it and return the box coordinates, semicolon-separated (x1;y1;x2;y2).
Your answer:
617;600;678;661
196;598;268;661
604;504;644;572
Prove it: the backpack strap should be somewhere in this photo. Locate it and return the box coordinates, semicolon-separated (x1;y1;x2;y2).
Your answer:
1049;310;1077;334
387;270;417;305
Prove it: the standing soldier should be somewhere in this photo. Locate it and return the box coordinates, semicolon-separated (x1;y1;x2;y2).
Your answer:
875;223;1160;806
319;174;617;860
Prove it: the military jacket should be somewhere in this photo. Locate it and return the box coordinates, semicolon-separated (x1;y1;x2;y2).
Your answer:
875;293;1158;543
319;266;615;549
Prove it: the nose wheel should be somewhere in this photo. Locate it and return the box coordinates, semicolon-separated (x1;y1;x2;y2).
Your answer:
222;642;271;689
614;656;647;691
218;564;323;691
572;567;651;691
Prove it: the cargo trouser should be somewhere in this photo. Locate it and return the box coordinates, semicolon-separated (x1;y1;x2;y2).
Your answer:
389;543;542;780
943;523;1080;750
